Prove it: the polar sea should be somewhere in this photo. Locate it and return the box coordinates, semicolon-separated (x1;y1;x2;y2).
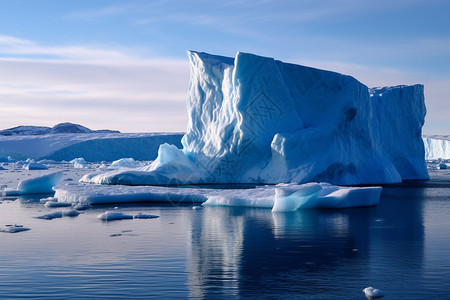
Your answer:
1;165;450;299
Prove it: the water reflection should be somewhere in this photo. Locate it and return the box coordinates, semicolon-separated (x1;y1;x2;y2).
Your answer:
187;182;426;298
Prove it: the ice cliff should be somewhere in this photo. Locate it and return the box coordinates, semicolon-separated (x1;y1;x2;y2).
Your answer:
83;51;429;185
423;136;450;160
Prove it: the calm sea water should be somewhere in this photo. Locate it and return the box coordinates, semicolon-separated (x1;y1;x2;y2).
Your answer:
1;168;450;299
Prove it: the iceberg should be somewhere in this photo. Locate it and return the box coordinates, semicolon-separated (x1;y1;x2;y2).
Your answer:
83;51;428;186
422;136;450;160
5;171;63;195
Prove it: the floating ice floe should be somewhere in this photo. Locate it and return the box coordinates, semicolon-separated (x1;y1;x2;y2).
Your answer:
63;210;80;217
438;163;448;169
97;211;134;221
36;211;63;220
363;287;384;298
0;224;30;233
44;201;72;208
36;210;80;220
54;182;382;211
108;158;141;169
5;171;63;195
134;213;159;219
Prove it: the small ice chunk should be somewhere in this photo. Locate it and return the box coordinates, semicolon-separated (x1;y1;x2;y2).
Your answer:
192;206;203;210
108;158;141;169
272;183;322;212
40;197;58;203
63;210;80;217
44;201;72;208
36;211;63;220
363;287;384;298
438;163;448;169
13;171;63;195
0;224;31;233
70;158;87;169
23;162;48;170
72;203;92;210
134;213;159;219
97;211;133;221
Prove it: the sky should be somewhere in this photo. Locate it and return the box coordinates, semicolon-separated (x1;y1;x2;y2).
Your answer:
0;0;449;134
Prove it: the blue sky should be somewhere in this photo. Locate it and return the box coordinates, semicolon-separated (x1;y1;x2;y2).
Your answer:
0;0;449;133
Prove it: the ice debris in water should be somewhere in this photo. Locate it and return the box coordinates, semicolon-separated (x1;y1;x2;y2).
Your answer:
97;211;134;221
44;201;72;208
36;210;80;220
363;287;384;298
72;203;92;210
0;224;31;233
134;213;159;219
36;211;63;220
63;210;80;217
97;211;159;221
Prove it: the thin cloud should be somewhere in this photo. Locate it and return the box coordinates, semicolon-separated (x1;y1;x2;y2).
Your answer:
0;35;190;132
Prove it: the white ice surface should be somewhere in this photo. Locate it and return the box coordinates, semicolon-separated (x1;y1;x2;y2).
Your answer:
54;182;382;210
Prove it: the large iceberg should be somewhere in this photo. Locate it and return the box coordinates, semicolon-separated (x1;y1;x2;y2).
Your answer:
83;51;428;186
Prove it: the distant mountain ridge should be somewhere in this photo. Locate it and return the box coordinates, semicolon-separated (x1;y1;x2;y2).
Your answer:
0;122;120;136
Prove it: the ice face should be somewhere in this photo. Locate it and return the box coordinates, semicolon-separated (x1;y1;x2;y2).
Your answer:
83;51;428;186
423;136;450;160
370;86;428;180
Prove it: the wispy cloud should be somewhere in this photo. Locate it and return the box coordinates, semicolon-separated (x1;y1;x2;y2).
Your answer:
0;34;190;132
0;34;141;62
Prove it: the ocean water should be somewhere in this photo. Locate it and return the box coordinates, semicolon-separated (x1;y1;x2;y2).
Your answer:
1;166;450;299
